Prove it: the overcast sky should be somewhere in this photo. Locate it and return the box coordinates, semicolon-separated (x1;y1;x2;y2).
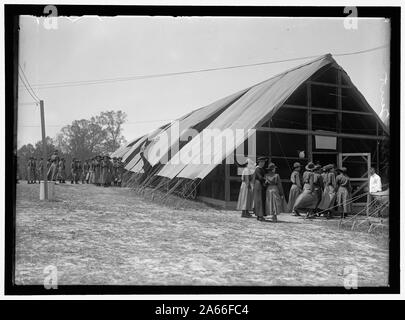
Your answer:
17;16;390;148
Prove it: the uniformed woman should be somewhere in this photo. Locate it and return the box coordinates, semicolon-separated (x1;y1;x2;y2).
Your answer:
335;167;352;219
236;158;255;218
292;162;319;217
287;162;302;213
264;162;285;222
253;157;267;221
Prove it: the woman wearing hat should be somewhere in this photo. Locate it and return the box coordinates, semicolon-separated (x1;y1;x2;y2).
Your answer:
236;158;255;218
57;157;66;183
264;162;285;222
318;164;336;217
287;162;303;213
292;162;319;217
312;164;324;215
27;157;35;184
253;156;267;221
94;155;102;186
335;167;352;219
100;155;110;187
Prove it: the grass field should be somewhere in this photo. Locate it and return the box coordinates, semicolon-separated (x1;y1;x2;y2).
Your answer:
15;182;389;286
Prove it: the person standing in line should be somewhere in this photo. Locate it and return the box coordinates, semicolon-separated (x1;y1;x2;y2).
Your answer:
264;162;284;222
46;158;51;173
70;158;77;184
313;164;324;216
83;159;90;184
287;162;303;214
253;156;267;221
335;167;352;219
32;157;37;183
27;157;34;184
117;157;124;187
100;155;109;187
37;158;44;182
236;158;255;218
47;150;59;181
111;157;118;186
292;162;318;218
94;155;101;186
318;164;336;218
76;160;83;184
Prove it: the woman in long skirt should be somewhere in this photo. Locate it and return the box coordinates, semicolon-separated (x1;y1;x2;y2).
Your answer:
94;156;101;186
253;157;267;221
287;162;302;213
236;159;255;218
264;162;285;222
313;164;324;215
336;167;352;219
292;162;319;217
318;164;336;217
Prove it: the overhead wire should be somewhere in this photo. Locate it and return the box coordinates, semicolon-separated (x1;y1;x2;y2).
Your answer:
24;44;389;90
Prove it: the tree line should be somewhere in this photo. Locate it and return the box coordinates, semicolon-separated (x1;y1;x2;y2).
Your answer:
17;110;127;180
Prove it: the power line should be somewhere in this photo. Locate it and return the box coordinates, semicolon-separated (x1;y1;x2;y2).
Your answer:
18;73;40;104
18;65;41;101
19;119;172;128
26;44;389;90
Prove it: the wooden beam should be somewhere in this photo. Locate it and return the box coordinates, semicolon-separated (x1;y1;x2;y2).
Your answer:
283;103;374;116
256;127;389;141
307;80;351;89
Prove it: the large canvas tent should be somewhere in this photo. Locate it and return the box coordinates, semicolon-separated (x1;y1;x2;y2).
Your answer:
113;54;389;209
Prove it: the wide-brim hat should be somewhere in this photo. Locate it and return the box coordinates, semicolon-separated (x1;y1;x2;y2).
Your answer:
267;162;277;170
293;162;301;169
323;164;334;171
305;162;315;171
314;164;322;171
257;156;268;162
337;167;347;173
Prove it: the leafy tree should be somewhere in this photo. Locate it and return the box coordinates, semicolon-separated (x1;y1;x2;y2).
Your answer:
93;110;127;154
56;119;106;159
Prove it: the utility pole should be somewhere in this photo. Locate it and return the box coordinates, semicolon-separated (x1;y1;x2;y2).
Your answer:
40;100;48;200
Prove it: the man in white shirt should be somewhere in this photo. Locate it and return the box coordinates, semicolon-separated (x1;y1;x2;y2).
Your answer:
369;167;383;217
369;167;382;193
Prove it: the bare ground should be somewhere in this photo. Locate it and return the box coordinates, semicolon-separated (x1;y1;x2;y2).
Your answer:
15;182;389;286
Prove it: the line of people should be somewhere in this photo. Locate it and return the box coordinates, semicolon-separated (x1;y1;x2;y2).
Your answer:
236;157;352;221
27;151;125;187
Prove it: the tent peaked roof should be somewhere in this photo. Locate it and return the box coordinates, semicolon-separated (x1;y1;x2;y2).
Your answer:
156;54;336;180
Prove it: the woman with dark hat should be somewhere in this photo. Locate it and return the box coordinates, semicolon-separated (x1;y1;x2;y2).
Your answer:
318;164;336;217
287;162;303;213
94;155;101;186
253;156;267;221
335;167;352;219
292;161;318;217
100;155;110;187
313;164;324;215
264;162;285;222
236;158;255;218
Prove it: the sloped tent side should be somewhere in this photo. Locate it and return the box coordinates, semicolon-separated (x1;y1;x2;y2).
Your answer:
156;55;333;181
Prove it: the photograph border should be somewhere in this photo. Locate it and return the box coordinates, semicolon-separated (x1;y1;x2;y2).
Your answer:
4;4;400;295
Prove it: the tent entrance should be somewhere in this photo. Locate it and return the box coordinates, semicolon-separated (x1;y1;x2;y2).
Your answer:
338;152;371;215
312;152;338;167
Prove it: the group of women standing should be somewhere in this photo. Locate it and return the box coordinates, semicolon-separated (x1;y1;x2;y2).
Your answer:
237;157;286;222
87;155;124;187
236;157;352;221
